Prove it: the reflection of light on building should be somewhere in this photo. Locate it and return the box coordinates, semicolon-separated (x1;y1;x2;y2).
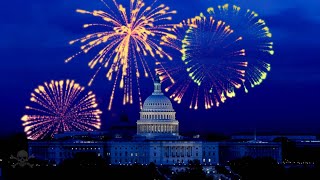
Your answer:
231;135;317;142
28;74;282;165
219;141;282;164
136;75;179;139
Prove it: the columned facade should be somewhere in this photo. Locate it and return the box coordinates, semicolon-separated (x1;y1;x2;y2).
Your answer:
27;74;283;166
136;75;179;138
137;123;178;134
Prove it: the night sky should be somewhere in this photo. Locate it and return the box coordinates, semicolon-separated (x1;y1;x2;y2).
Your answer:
1;0;320;136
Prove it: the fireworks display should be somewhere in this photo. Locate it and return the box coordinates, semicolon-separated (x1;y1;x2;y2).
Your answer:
158;13;247;110
158;4;274;110
21;80;102;140
66;0;177;110
62;2;274;111
207;4;274;91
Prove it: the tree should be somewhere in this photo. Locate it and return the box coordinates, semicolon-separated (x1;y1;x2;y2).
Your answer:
273;137;296;161
172;160;209;180
229;157;285;180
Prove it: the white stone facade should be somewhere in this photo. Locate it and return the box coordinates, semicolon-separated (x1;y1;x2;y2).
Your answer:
136;75;179;138
28;76;282;165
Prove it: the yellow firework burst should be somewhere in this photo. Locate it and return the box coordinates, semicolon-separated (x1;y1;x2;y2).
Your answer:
66;0;177;110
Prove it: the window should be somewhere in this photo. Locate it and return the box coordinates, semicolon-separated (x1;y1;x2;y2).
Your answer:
154;152;157;156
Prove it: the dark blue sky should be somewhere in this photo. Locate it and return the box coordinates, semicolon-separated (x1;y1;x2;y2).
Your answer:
1;0;320;136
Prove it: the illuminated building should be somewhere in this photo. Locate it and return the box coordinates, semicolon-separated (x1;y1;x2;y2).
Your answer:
28;76;281;165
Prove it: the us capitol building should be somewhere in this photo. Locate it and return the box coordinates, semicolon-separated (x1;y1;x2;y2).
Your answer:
29;76;282;165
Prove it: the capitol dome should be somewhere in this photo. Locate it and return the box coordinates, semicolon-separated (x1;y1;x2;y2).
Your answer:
142;93;174;111
136;74;179;139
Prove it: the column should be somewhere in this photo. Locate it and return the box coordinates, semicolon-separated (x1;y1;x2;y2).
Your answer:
183;146;185;157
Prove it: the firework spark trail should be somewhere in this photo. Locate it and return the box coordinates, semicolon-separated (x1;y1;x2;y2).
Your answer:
21;80;102;140
66;0;177;110
158;12;247;109
207;4;274;90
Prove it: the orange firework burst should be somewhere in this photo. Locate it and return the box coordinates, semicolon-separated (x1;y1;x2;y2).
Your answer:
66;0;177;110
